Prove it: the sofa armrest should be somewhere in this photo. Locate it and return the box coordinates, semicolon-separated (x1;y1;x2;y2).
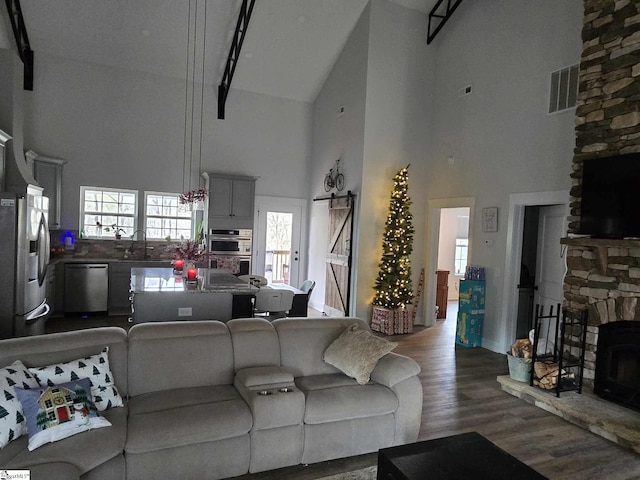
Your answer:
370;352;421;388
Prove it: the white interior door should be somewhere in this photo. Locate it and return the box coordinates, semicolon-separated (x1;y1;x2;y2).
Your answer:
254;197;306;287
534;204;566;309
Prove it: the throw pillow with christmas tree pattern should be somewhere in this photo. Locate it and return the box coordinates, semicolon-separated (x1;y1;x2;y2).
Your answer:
0;360;40;448
29;347;123;411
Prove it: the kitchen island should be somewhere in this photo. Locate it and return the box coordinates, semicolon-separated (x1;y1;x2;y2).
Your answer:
130;268;258;323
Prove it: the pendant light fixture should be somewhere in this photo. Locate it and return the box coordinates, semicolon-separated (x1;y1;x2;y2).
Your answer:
179;0;208;212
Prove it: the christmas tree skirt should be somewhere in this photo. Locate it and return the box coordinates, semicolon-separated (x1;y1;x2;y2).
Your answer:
371;306;413;335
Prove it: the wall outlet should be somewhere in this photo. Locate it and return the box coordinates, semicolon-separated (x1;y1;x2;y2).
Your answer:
458;85;472;96
178;307;192;317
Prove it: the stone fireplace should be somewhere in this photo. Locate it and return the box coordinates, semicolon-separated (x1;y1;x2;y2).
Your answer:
563;0;640;393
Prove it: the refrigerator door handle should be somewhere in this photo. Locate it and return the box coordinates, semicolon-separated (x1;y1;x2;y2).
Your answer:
37;212;50;287
25;301;50;324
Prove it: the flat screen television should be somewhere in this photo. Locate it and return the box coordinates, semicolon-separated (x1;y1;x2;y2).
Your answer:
579;152;640;239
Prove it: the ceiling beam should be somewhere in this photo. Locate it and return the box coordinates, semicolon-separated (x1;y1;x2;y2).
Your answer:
217;0;256;120
5;0;34;90
427;0;463;45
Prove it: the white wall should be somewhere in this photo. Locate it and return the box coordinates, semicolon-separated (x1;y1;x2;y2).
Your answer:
356;0;434;322
311;0;581;349
427;0;582;351
23;54;311;230
308;5;370;315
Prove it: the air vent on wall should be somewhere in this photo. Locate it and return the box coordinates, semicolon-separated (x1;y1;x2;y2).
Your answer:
549;64;579;114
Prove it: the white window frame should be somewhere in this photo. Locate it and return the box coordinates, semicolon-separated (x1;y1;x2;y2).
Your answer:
144;191;194;241
454;238;469;276
79;186;138;239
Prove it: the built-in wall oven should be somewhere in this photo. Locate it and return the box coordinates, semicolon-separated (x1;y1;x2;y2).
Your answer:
208;229;252;276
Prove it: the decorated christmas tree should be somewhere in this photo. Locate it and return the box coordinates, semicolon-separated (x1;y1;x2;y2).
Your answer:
372;166;414;309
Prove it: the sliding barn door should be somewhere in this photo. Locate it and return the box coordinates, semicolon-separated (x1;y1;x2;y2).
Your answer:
325;196;353;316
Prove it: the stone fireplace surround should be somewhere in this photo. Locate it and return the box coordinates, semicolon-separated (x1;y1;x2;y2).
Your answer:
564;0;640;390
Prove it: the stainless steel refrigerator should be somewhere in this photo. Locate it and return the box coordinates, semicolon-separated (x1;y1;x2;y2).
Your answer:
0;185;51;338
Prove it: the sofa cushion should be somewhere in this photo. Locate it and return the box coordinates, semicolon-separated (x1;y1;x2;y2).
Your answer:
29;347;124;411
323;324;397;384
0;360;40;449
128;321;234;397
227;318;281;370
128;385;241;415
0;328;128;397
15;377;111;451
4;405;127;474
273;318;371;377
296;374;399;424
126;385;252;454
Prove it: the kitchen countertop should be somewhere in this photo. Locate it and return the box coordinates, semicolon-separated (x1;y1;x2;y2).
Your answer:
50;257;172;265
130;268;258;295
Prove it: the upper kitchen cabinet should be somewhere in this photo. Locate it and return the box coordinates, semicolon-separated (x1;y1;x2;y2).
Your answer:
207;174;256;229
26;151;65;230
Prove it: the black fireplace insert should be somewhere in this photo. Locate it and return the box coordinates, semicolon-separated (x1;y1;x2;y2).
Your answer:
594;321;640;412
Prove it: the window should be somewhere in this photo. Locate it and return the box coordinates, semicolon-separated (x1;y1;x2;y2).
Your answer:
454;238;468;275
44;399;53;409
144;192;193;241
80;187;137;238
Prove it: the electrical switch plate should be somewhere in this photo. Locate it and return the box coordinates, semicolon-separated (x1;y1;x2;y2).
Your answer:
178;307;192;317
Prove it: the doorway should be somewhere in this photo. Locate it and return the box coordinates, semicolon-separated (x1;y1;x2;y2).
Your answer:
425;197;475;328
515;204;566;338
501;191;569;354
436;207;471;320
254;196;306;288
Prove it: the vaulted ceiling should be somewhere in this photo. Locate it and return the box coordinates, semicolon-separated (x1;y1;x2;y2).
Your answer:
18;0;437;103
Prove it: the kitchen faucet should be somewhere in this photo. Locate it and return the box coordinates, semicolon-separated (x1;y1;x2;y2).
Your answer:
128;229;149;259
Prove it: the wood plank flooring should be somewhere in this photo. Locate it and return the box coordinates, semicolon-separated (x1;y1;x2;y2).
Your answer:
45;303;640;479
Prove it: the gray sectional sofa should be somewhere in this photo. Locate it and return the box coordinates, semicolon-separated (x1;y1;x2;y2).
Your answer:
0;317;423;480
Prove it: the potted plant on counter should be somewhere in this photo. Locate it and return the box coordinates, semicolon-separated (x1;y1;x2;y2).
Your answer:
167;239;210;269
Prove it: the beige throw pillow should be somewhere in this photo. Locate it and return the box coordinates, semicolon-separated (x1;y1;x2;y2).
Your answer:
324;324;397;385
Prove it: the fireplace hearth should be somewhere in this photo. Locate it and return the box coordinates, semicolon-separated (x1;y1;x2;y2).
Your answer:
594;321;640;412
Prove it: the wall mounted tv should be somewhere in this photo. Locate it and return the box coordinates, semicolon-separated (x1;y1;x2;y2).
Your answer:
579;152;640;239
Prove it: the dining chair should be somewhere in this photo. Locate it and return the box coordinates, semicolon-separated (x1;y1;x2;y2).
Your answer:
253;289;294;320
299;280;316;296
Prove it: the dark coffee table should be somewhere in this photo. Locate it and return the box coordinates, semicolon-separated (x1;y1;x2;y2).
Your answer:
377;432;548;480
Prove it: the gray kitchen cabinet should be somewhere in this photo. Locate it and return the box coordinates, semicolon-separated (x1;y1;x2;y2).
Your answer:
108;263;133;315
208;175;256;229
108;261;169;315
26;151;65;230
54;262;64;315
46;264;57;316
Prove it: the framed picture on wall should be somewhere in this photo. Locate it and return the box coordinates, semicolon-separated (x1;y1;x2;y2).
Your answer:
482;207;498;232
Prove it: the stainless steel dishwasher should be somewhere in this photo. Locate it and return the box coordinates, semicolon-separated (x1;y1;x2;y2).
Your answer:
64;263;109;313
